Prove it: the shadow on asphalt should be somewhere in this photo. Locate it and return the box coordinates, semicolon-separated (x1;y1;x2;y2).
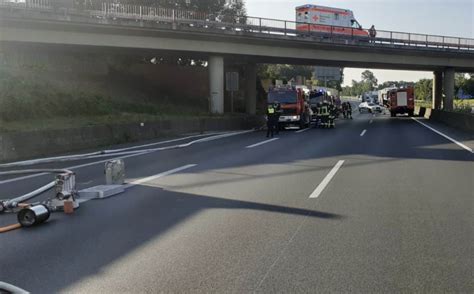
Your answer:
0;185;343;293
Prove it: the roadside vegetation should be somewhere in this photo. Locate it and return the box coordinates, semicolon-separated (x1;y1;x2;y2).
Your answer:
342;70;474;114
0;71;210;132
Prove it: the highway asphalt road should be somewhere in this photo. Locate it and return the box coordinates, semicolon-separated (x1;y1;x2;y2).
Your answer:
1;110;473;293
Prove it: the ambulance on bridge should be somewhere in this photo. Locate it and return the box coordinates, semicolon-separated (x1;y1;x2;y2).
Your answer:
295;4;368;37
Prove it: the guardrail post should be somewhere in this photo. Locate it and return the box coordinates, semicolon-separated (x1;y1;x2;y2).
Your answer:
408;33;411;46
284;21;287;35
425;35;428;47
390;31;393;44
442;36;445;49
259;18;262;32
458;38;461;50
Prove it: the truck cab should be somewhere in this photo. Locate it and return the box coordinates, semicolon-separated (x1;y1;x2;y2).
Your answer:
268;86;311;129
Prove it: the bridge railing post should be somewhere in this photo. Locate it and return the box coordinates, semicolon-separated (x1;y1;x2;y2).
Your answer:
284;21;287;36
390;31;393;45
259;18;261;32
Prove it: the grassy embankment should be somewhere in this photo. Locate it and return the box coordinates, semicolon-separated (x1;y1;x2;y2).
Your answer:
415;99;474;113
0;73;214;132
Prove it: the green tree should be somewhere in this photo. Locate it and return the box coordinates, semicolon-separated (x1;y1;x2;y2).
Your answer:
361;70;378;89
219;1;247;23
258;64;313;82
414;79;432;101
455;73;474;98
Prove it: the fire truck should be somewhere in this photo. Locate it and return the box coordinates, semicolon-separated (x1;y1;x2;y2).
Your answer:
295;4;368;37
387;87;415;117
268;86;311;129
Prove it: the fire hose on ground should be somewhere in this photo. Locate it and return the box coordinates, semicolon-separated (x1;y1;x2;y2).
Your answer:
0;130;253;169
0;130;255;233
0;169;75;232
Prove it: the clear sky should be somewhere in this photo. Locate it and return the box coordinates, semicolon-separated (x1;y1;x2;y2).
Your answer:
245;0;474;86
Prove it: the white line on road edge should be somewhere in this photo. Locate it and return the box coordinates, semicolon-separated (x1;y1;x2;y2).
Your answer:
0;130;253;185
125;164;196;189
411;118;473;153
309;160;345;199
295;128;310;133
0;133;220;169
360;129;367;137
245;138;279;148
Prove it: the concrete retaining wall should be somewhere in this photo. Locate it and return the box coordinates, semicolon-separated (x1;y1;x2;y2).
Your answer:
429;109;474;132
0;116;263;163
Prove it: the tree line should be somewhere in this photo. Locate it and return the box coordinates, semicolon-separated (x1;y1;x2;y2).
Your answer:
75;0;246;19
342;70;474;100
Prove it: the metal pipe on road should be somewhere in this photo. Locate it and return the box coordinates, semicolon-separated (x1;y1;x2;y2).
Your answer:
1;181;56;210
0;169;74;211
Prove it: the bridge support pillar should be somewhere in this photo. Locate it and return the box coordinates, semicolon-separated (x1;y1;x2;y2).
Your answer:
432;71;442;110
443;68;455;111
209;56;224;114
245;63;257;115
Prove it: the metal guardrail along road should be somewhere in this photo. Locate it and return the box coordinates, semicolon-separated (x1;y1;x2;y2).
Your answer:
1;0;473;52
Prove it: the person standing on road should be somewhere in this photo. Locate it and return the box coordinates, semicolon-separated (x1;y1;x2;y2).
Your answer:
320;101;330;128
346;102;353;119
328;103;337;128
342;102;348;119
274;102;282;135
266;103;277;138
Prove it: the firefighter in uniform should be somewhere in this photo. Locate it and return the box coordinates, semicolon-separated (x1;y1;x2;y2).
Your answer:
342;102;348;119
315;102;322;128
328;103;336;128
266;103;278;138
320;101;330;128
274;102;282;135
346;102;353;119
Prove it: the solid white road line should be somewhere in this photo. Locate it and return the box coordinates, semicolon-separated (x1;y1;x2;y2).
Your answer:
309;160;345;199
295;128;310;133
0;151;151;185
0;131;254;185
360;129;367;137
124;164;196;189
411;118;473;153
246;138;279;148
0;133;219;168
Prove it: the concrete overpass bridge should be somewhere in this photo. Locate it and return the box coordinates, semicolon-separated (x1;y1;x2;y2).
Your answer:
1;0;473;114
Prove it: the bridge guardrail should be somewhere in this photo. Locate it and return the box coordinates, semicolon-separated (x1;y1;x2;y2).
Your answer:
1;0;473;52
0;0;51;10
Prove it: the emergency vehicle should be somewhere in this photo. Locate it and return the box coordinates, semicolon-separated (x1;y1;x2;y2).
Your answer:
388;87;415;117
379;87;398;107
267;86;311;129
295;4;368;37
